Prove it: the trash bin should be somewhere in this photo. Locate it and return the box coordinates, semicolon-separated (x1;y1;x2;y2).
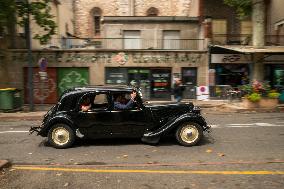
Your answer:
0;88;22;110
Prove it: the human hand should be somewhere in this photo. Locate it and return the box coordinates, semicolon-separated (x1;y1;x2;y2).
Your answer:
81;104;91;111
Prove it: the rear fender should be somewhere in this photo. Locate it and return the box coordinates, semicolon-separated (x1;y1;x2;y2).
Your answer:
39;115;76;137
143;113;207;138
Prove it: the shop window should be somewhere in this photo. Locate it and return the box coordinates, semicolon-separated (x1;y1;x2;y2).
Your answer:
163;30;180;49
124;30;141;49
150;68;171;99
105;67;128;85
146;7;159;16
182;68;197;85
93;7;102;36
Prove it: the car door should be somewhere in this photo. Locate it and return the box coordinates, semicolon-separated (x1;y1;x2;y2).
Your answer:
75;92;115;138
110;92;150;137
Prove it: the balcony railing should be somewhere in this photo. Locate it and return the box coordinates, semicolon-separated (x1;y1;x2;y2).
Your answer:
212;34;252;45
212;34;284;46
45;38;205;50
265;35;284;46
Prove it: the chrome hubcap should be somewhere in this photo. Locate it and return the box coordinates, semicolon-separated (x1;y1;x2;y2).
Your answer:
180;124;198;143
52;127;70;146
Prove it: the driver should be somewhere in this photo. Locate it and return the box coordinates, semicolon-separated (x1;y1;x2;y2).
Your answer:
114;91;137;110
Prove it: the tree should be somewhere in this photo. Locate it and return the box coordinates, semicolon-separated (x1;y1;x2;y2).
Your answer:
224;0;266;81
224;0;265;47
0;0;57;45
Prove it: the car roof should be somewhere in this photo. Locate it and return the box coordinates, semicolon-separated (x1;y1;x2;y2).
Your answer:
58;85;137;101
74;85;134;92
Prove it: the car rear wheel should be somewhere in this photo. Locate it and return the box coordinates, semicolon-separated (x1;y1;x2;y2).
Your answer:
48;124;75;149
175;122;203;146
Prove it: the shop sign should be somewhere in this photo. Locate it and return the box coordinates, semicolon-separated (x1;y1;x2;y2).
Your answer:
211;54;251;64
133;53;202;64
12;52;203;65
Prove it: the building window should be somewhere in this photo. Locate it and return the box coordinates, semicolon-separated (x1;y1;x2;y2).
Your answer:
92;7;102;36
241;20;252;45
212;19;227;45
146;7;159;16
163;30;180;49
123;30;141;49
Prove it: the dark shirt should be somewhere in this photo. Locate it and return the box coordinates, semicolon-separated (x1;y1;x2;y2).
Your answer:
173;84;184;97
114;99;135;110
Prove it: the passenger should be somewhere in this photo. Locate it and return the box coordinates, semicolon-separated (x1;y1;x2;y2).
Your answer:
114;91;137;110
81;98;91;111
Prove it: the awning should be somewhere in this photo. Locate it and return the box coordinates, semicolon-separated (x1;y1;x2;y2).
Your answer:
212;45;284;54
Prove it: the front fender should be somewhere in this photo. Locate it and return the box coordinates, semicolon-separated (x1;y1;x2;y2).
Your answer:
143;113;208;138
38;115;76;137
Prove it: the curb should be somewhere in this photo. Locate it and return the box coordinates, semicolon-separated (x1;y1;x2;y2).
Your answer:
0;160;10;170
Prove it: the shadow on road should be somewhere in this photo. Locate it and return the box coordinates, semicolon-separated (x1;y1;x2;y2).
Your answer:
40;134;214;148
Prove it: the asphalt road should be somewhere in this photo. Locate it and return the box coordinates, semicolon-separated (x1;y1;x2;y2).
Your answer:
0;111;283;189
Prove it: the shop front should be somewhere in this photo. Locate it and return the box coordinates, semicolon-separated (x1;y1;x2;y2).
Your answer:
105;67;172;100
264;55;284;90
9;50;207;103
211;54;251;86
210;53;251;97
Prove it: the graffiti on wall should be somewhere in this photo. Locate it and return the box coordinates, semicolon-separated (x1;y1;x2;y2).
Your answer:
33;72;56;102
58;71;88;95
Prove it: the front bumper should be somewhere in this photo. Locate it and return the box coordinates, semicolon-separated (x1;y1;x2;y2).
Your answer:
29;126;42;135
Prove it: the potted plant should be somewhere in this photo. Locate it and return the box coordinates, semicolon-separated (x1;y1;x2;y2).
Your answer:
241;80;279;108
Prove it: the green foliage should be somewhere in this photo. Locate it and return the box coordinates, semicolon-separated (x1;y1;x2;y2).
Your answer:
247;92;261;102
223;0;252;18
0;0;56;44
0;0;16;32
268;92;280;99
241;80;276;102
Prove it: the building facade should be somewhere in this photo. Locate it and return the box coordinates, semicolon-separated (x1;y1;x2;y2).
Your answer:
205;0;284;95
1;0;283;105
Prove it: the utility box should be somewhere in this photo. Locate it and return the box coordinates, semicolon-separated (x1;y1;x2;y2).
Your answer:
0;88;22;110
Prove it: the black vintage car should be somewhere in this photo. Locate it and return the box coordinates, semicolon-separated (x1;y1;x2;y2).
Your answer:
30;86;210;148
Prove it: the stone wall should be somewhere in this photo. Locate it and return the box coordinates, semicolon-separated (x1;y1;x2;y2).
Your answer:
203;0;240;34
74;0;197;37
1;49;208;90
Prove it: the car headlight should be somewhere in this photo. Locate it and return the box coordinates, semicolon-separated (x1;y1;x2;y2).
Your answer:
193;106;201;114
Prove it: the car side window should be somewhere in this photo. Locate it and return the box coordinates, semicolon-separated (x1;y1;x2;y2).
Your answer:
92;93;109;110
112;92;137;111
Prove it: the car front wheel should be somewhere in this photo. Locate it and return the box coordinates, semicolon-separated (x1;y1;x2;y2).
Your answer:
48;124;75;149
175;122;203;146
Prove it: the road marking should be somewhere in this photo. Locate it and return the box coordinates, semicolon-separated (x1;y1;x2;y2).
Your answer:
209;123;284;128
12;166;284;175
0;130;29;134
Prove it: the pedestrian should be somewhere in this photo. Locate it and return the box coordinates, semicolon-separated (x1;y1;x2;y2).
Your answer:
173;79;185;103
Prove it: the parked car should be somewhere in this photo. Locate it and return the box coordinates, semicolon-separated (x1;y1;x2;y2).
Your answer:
30;86;210;148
